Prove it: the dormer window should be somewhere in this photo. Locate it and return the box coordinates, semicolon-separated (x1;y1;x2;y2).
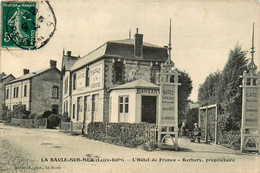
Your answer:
114;61;124;83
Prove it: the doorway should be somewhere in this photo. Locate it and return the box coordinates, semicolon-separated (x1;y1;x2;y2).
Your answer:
141;96;157;123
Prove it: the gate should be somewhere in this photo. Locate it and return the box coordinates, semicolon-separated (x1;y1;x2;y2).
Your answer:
199;104;218;144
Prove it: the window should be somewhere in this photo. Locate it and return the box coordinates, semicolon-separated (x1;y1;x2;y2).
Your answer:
52;105;58;114
52;86;59;99
64;78;68;94
72;104;75;119
24;85;27;97
77;97;82;121
114;62;124;83
73;73;77;90
6;89;9;99
119;96;129;113
85;68;89;87
13;87;19;98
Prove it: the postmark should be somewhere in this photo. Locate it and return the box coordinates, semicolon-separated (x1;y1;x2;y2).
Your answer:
1;0;56;50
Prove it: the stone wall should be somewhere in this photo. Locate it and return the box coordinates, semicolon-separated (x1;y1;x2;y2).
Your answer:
31;68;61;115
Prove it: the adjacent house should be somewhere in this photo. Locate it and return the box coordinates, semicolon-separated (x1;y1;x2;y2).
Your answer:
4;60;61;115
0;73;16;118
61;29;169;125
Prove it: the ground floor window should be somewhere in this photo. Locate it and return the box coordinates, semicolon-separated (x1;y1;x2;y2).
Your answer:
77;97;82;121
52;105;59;114
119;95;129;122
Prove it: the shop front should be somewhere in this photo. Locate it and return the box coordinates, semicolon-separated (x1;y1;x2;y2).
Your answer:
109;79;160;123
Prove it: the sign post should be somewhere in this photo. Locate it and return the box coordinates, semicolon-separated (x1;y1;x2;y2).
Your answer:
157;18;181;150
240;70;259;153
239;23;259;153
157;65;180;150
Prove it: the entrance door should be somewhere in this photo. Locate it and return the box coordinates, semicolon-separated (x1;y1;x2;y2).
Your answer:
92;94;99;122
119;96;129;122
141;96;156;123
83;96;90;123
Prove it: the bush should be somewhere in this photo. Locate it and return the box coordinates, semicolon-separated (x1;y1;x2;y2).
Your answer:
34;114;43;120
42;111;52;118
19;113;28;119
218;130;240;150
87;122;156;148
4;111;13;124
142;140;158;151
60;112;70;122
47;114;60;129
29;113;37;119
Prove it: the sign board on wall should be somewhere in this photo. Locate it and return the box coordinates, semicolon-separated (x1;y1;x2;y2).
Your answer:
90;64;103;89
161;83;175;125
125;64;151;82
77;73;85;91
76;63;103;92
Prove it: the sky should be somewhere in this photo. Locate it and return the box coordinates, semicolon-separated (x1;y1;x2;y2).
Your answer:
1;0;260;102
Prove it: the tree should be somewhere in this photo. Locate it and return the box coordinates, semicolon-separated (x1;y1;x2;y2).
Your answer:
198;71;221;106
186;108;199;130
198;44;248;130
177;70;193;123
220;45;248;129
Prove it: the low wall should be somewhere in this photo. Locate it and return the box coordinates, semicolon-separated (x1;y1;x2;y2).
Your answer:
11;118;47;128
60;122;71;133
60;121;83;134
71;122;83;134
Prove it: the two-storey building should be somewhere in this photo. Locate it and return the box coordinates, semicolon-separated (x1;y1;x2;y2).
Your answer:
4;60;61;115
0;73;16;119
62;29;169;124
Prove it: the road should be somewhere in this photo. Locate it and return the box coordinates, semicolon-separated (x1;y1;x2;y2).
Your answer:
0;123;259;173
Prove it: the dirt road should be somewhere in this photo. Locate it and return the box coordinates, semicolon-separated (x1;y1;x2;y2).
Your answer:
0;123;259;173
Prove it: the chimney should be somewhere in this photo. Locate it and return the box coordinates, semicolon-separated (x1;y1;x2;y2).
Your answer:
23;69;30;75
50;60;57;68
134;28;143;57
67;51;72;57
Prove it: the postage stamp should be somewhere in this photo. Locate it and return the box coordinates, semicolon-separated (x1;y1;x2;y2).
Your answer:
1;0;56;50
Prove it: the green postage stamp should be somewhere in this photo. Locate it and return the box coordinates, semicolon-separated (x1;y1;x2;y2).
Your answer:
1;1;56;50
2;2;36;48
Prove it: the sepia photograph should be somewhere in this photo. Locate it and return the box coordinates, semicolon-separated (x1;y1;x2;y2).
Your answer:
0;0;259;172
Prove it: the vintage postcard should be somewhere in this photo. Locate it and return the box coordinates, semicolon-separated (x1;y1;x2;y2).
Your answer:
0;0;259;172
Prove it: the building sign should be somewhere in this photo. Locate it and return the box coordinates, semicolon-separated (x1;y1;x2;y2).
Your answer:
90;64;103;89
137;88;159;95
125;65;151;82
77;73;85;91
161;84;175;125
245;87;258;126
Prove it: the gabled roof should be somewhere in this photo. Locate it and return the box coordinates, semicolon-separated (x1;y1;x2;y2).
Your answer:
2;74;15;81
110;79;159;90
71;38;168;71
6;68;60;84
62;55;80;71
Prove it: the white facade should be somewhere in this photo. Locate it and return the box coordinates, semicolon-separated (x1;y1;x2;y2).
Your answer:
63;60;105;123
109;80;160;124
5;79;30;111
